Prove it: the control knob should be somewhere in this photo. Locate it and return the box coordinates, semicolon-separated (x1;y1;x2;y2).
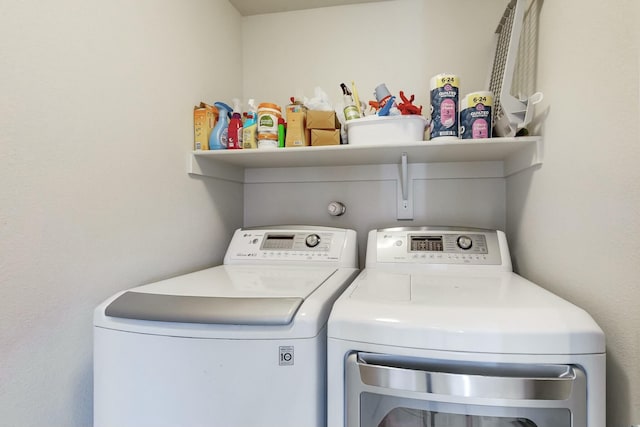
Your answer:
305;234;321;248
457;235;473;250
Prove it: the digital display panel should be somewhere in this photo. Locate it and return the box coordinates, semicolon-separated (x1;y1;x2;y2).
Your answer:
410;235;443;252
262;234;295;249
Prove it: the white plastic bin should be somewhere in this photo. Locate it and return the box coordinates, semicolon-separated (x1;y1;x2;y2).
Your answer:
346;115;427;145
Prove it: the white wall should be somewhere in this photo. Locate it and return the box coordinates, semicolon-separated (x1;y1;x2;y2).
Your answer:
242;0;506;116
244;177;506;264
243;1;640;425
0;0;243;425
242;0;510;260
4;0;637;425
506;1;640;425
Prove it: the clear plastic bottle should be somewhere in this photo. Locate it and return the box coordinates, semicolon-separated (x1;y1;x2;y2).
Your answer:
242;99;258;149
341;83;360;121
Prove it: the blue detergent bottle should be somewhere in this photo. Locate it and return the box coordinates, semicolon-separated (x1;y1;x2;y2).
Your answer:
209;102;233;150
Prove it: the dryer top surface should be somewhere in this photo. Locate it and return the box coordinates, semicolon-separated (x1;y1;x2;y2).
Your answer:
328;269;605;355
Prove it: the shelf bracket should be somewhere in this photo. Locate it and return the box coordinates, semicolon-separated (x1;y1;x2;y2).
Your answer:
397;152;413;220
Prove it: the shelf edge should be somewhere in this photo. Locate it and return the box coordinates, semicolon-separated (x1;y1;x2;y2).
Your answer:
188;136;543;181
188;153;245;183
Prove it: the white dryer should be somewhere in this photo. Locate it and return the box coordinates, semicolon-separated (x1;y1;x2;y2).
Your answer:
327;227;605;427
94;226;358;427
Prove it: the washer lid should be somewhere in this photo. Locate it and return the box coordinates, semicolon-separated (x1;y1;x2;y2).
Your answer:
104;265;337;325
106;292;303;325
328;270;605;355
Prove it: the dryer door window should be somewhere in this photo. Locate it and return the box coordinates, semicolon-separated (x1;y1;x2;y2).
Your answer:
360;398;569;427
346;353;585;427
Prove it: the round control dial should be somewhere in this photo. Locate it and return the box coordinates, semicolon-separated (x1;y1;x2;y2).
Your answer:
305;234;321;248
457;235;473;250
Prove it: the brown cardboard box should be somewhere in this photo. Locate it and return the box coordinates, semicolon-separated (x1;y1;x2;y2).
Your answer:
193;102;218;150
285;102;306;122
306;110;340;130
311;129;340;146
285;111;308;147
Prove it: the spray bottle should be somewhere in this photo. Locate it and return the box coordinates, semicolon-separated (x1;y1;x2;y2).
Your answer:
227;98;243;149
242;99;258;149
340;83;360;121
209;102;233;150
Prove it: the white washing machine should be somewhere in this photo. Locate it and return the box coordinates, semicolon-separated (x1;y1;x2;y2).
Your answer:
94;226;358;427
327;227;605;427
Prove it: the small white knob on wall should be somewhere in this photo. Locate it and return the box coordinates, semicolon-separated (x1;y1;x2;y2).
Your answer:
328;201;346;216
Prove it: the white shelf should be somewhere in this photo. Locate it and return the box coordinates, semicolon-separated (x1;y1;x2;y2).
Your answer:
188;136;543;183
229;0;388;16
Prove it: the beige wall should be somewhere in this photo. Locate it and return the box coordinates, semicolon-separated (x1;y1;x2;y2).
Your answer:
506;1;640;425
0;0;244;425
243;1;640;425
242;0;504;114
2;0;638;425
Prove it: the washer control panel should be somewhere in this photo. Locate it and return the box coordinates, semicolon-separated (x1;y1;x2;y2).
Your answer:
226;228;345;262
375;228;502;265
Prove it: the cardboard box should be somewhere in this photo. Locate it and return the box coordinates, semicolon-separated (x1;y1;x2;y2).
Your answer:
311;129;340;146
306;110;340;130
193;102;218;150
285;111;308;147
285;102;306;122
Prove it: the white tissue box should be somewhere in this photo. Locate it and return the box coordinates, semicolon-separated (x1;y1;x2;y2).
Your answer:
346;115;427;145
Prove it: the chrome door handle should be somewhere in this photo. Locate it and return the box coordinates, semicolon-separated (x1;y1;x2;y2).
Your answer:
349;352;584;401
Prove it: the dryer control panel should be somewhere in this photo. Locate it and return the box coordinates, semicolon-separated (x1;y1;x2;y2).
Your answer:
373;227;504;266
224;227;357;265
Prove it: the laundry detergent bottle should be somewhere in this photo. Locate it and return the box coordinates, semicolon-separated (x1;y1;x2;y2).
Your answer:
242;99;258;149
209;102;233;150
227;112;243;149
